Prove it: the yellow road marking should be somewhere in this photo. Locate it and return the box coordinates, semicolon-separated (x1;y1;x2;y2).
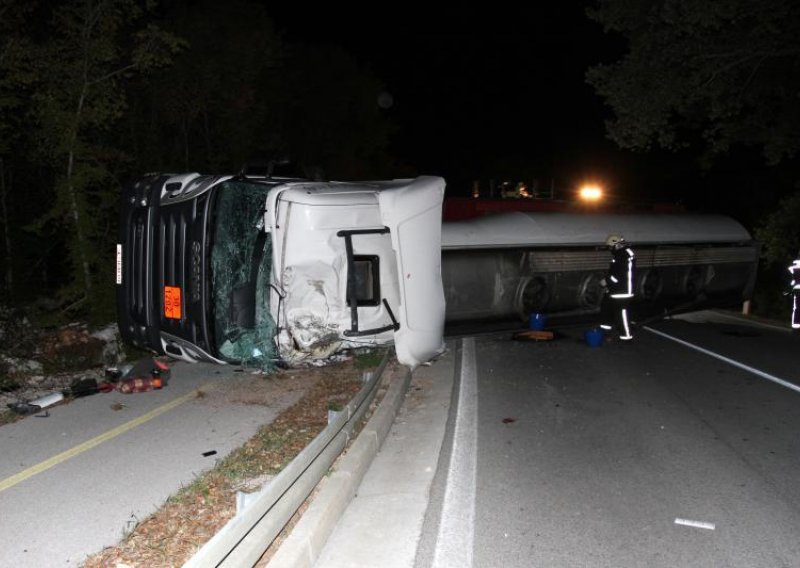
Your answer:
0;387;208;494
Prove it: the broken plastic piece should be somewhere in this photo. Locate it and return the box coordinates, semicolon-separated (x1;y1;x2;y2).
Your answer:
105;364;132;382
7;390;65;415
202;450;217;457
7;402;41;415
30;391;64;409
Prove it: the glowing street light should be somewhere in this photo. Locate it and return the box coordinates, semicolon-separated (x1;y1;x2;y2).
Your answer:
579;184;603;202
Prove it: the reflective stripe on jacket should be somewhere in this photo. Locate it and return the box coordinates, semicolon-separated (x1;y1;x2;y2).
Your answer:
790;260;800;290
609;246;635;298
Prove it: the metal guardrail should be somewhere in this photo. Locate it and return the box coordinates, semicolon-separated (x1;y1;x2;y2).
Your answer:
183;350;392;568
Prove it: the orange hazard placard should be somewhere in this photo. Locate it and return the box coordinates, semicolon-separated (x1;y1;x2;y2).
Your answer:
164;286;182;319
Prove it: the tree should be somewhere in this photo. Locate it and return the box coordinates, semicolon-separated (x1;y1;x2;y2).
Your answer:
586;0;800;165
277;43;397;179
0;0;39;300
127;0;283;173
754;190;800;267
28;0;183;306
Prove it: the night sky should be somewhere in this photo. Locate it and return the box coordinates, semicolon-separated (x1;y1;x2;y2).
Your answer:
266;5;666;202
259;4;797;227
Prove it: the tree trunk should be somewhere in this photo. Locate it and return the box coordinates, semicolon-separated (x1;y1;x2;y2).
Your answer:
182;116;190;170
66;87;93;295
0;157;13;300
203;108;212;165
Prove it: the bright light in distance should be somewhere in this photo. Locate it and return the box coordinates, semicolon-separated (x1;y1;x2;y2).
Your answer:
579;185;603;201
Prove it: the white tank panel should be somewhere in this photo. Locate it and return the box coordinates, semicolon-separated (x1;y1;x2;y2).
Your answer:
442;212;752;249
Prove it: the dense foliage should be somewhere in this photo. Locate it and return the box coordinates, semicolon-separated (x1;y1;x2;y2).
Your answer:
586;0;800;165
0;0;396;321
587;0;800;297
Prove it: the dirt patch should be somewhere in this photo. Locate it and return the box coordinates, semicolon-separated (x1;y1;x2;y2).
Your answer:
197;370;319;408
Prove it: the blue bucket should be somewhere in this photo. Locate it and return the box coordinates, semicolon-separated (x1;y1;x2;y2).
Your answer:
584;328;604;347
529;312;547;331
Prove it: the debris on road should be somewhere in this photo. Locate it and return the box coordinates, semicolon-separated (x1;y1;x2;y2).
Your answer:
512;330;555;342
68;377;113;397
116;377;164;394
202;450;218;457
674;518;716;530
7;391;65;414
5;357;172;418
7;402;42;415
108;357;171;394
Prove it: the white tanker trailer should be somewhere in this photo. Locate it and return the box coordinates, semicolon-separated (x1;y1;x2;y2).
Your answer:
442;212;759;323
116;172;759;370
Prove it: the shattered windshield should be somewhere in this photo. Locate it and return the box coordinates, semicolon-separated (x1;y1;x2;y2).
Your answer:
211;181;277;371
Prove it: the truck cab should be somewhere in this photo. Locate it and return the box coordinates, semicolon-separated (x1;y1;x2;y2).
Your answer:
116;173;446;370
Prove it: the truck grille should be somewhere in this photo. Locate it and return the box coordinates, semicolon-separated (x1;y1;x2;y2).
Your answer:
157;193;211;348
128;209;153;324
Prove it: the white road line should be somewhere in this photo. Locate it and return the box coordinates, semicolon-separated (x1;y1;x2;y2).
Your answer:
675;518;716;530
433;337;478;568
644;326;800;395
0;386;208;494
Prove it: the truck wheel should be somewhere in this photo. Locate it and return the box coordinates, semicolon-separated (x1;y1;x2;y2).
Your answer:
639;269;663;300
579;272;604;309
516;276;549;319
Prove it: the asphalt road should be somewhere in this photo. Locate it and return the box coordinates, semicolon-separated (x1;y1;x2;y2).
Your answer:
421;313;800;568
0;361;309;567
4;312;798;567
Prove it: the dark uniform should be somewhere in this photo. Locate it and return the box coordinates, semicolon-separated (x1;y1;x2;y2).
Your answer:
601;236;635;340
790;255;800;330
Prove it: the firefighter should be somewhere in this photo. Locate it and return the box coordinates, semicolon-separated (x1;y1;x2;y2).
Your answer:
790;251;800;330
600;234;635;341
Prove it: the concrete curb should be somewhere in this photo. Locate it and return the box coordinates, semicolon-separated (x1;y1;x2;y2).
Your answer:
267;364;413;568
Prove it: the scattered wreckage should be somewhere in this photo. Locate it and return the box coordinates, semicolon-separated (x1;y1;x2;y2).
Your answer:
7;358;170;415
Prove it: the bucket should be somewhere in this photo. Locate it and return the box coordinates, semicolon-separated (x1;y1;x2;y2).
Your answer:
529;312;547;331
584;328;604;347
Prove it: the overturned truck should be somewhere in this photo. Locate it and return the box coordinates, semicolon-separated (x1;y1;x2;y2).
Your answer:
116;173;759;370
116;174;446;371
